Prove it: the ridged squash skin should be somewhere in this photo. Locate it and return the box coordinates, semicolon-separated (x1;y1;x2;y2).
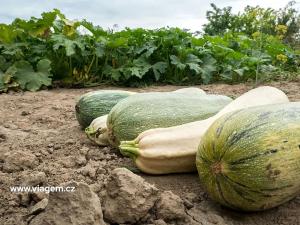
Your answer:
75;90;134;128
107;93;232;146
196;102;300;211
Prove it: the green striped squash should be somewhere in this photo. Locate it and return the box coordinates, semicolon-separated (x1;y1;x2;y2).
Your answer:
108;92;232;146
75;90;135;128
196;102;300;211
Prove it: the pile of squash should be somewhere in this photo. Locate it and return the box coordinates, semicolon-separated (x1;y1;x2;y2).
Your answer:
75;86;300;212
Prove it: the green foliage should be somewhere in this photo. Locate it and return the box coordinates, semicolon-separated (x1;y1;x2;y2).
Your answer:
0;59;52;92
0;70;8;91
13;59;52;91
203;1;300;45
203;4;236;36
0;9;299;92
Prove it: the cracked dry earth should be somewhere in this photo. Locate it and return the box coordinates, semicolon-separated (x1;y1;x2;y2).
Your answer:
0;81;300;225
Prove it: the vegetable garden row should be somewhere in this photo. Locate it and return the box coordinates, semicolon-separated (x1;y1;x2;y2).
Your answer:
0;7;299;93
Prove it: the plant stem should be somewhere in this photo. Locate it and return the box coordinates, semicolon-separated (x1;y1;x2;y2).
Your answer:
86;54;95;77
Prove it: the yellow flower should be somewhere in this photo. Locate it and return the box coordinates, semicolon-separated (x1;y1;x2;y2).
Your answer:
276;54;288;63
275;25;288;34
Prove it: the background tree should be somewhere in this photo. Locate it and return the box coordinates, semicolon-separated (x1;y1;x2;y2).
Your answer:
203;4;237;35
203;1;300;46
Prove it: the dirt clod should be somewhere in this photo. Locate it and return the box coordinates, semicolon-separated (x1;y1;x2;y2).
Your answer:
103;168;159;224
79;163;97;178
29;181;105;225
187;204;228;225
155;191;188;223
28;198;48;215
3;150;38;172
21;171;47;186
31;191;49;202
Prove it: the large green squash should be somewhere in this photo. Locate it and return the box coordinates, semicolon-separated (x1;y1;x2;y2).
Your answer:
75;90;135;128
107;92;232;146
196;102;300;211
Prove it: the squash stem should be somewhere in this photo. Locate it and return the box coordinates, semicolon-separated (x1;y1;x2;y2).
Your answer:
119;143;139;148
85;127;105;138
85;127;96;135
119;144;139;160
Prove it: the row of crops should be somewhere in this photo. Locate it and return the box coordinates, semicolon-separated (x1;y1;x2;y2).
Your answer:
0;9;299;92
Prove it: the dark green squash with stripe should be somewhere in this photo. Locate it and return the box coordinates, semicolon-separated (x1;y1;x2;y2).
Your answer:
75;90;135;128
196;102;300;211
107;92;232;146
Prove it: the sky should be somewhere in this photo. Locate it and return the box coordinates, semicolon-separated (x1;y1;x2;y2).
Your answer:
0;0;298;31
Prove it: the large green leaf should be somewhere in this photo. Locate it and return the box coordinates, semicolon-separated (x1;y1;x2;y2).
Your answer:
13;59;52;91
170;54;202;73
152;62;167;81
0;55;10;72
51;34;85;56
187;63;202;74
102;65;121;81
135;43;158;58
170;55;186;70
95;43;105;57
199;56;217;84
128;67;141;78
0;24;20;43
1;43;27;59
129;58;152;78
0;67;18;92
186;54;202;64
234;67;248;77
12;10;58;38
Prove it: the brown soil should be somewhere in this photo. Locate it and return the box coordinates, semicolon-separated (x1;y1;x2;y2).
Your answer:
0;81;300;225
